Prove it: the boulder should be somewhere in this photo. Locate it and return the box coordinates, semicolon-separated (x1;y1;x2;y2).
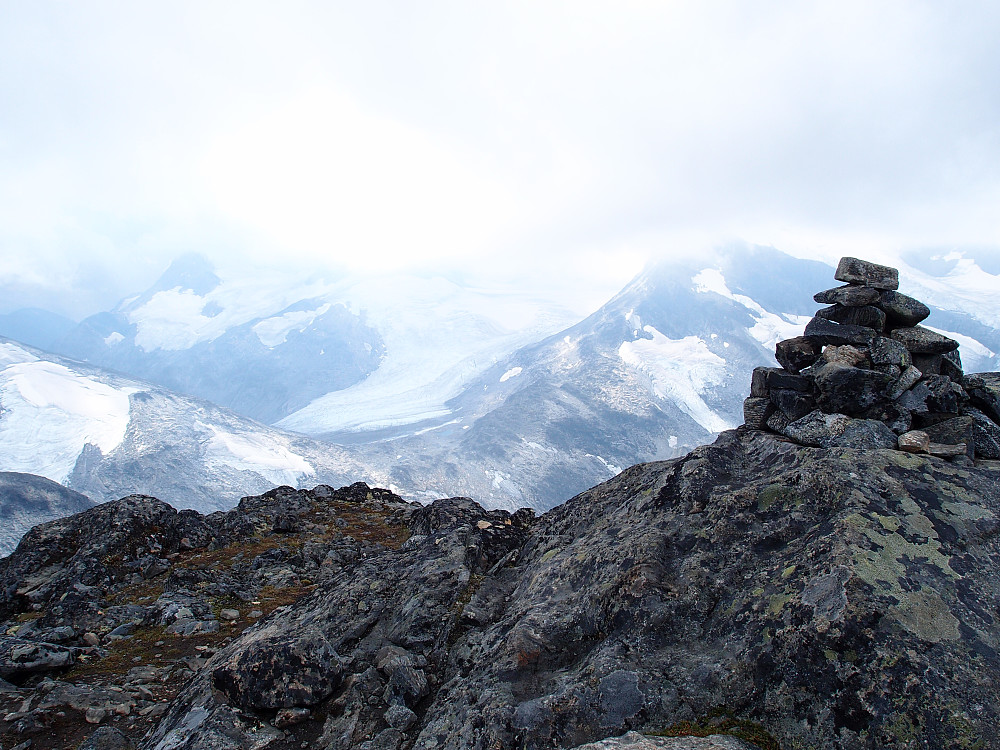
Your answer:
803;317;876;346
782;411;896;449
775;336;821;372
0;636;78;678
815;303;886;331
878;290;930;327
941;350;964;380
212;624;344;710
813;363;893;415
822;344;869;368
897;376;968;425
898;430;930;453
770;389;818;421
814;284;881;307
964;373;1000;424
751;367;812;397
861;401;912;434
78;726;135;750
922;416;975;459
890;326;959;354
742;397;773;430
834;256;899;289
570;731;756;749
968;408;1000;459
868;337;912;369
887;365;922;401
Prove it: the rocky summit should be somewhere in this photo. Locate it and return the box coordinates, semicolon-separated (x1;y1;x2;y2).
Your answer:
746;256;1000;461
0;258;999;750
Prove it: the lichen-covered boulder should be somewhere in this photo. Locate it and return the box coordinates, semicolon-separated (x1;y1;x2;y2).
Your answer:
211;622;344;710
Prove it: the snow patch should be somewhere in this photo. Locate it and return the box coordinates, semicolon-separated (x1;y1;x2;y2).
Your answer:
618;325;733;433
253;303;332;347
104;332;125;346
668;435;678;448
201;424;314;487
0;361;136;482
500;366;522;383
693;268;809;351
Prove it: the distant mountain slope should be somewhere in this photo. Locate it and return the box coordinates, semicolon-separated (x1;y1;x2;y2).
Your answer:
0;307;76;352
0;338;388;515
312;247;1000;510
0;472;94;557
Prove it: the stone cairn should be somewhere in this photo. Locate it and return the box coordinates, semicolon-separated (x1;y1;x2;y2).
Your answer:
744;256;1000;459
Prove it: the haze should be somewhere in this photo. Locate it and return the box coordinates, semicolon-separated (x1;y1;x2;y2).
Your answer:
2;1;999;318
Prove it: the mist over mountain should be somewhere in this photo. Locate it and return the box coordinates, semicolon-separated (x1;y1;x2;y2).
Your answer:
0;246;997;527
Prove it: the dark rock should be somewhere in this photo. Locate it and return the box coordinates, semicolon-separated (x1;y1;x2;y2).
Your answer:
941;350;964;381
813;363;893;415
861;401;912;434
273;707;311;728
571;733;757;749
890;326;959;354
764;410;790;433
965;372;1000;424
751;367;811;397
815;304;886;331
834;256;899;289
878;290;930;327
897;375;968;425
770;389;817;422
212;623;344;710
384;664;429;708
922;417;975;459
742;397;773;430
774;336;821;372
868;337;911;369
887;365;922;401
384;703;418;731
78;726;135;750
968;408;1000;459
782;411;850;447
912;353;943;376
271;513;300;533
928;442;967;458
813;284;881;307
803;317;876;346
0;637;78;678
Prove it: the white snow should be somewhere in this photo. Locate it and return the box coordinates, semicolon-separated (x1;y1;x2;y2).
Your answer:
693;267;810;351
900;255;1000;330
618;325;734;433
0;341;38;367
0;360;136;482
201;423;314;487
668;435;678;448
925;326;996;372
278;275;577;434
500;367;522;383
253;303;332;347
104;331;125;346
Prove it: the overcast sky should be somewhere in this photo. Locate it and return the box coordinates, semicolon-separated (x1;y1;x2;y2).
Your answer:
2;1;999;317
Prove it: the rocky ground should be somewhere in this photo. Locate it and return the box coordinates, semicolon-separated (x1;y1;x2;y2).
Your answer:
1;424;998;750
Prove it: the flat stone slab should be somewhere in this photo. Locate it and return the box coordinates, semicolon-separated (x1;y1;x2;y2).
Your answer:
898;430;930;453
834;256;899;290
775;336;820;372
814;284;881;307
878;290;930;327
804;317;876;346
815;303;887;331
890;326;959;354
783;410;897;449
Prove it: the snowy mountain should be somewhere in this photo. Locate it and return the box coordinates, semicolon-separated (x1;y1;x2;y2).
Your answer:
284;246;1000;510
0;338;388;516
46;255;581;427
1;245;997;527
0;472;94;556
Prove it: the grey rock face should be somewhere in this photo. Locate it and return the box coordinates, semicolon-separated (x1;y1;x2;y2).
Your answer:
814;283;881;307
834;256;899;289
211;623;344;709
878;290;930;327
890;326;959;354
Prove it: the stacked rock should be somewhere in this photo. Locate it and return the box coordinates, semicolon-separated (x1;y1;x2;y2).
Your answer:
744;256;1000;459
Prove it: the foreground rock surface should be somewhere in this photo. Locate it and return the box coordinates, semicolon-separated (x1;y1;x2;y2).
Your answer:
3;429;997;749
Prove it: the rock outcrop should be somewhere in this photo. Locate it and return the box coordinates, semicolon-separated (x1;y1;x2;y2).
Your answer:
745;256;1000;459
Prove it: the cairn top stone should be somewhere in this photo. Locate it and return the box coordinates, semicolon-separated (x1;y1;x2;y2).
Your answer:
834;256;899;290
